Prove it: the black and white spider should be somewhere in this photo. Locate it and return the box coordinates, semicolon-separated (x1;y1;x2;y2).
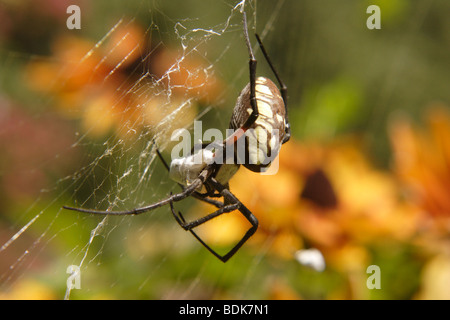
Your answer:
63;12;290;262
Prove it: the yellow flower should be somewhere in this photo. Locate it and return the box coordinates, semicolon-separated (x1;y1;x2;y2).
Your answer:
0;279;56;300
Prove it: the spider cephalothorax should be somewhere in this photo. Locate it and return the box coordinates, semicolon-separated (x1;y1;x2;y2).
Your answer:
64;12;290;262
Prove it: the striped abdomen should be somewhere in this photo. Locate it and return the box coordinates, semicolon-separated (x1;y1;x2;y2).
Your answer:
229;76;286;172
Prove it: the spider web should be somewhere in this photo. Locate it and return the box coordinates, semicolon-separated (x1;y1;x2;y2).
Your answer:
0;0;288;299
2;0;446;301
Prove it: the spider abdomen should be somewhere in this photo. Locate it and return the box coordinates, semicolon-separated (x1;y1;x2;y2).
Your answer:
229;77;286;172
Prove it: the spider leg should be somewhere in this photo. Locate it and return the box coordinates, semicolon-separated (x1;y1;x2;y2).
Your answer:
254;34;290;144
169;195;239;231
220;12;261;152
209;177;259;262
168;191;239;262
242;12;259;131
169;178;258;263
155;147;171;171
63;166;211;215
254;34;287;106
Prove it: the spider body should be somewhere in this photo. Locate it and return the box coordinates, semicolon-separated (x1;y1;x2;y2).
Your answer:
64;12;290;262
169;149;240;188
230;76;287;172
170;76;286;187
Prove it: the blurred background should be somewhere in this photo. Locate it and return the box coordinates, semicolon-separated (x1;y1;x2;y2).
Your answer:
0;0;449;299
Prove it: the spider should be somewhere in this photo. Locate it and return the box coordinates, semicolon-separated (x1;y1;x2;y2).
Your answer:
63;12;290;262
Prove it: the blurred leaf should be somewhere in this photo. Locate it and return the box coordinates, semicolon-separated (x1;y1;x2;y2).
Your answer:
295;77;364;139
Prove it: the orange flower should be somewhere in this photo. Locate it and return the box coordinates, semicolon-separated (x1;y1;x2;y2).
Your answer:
389;104;450;232
24;20;221;139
